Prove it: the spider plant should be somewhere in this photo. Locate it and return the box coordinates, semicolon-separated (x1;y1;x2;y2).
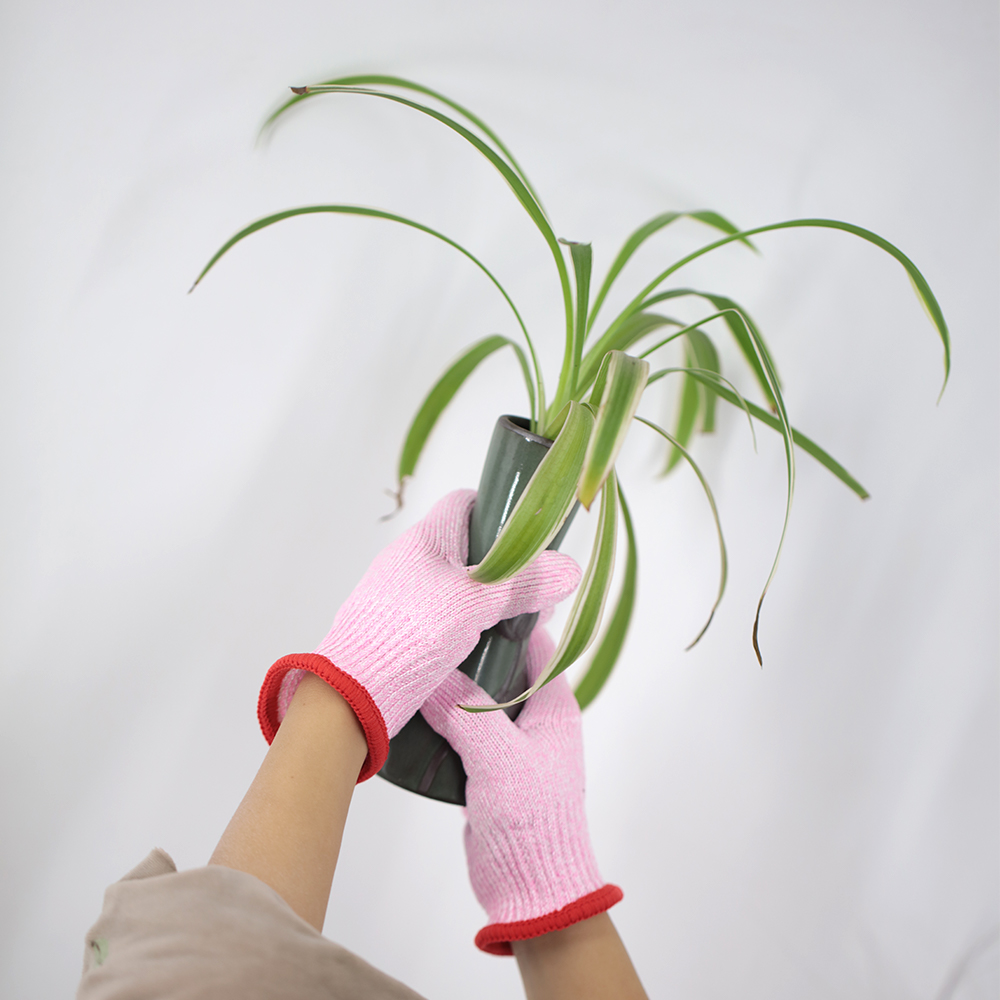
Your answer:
191;75;949;710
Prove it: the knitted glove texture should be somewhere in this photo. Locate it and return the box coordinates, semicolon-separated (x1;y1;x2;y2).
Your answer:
421;626;622;954
258;489;581;781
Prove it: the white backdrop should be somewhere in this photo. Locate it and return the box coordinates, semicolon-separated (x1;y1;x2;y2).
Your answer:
1;1;996;997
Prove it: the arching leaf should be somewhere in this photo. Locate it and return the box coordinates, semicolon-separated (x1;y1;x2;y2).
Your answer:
662;353;702;474
639;291;780;406
260;74;545;210
286;84;574;385
577;311;684;395
397;335;534;487
588;210;756;333
575;481;637;709
704;382;869;500
685;328;721;432
647;366;757;450
637;417;727;649
189;203;546;420
551;240;593;412
611;219;950;398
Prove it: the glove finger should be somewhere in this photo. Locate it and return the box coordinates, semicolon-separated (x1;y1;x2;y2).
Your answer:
419;489;477;566
420;669;515;761
478;550;582;622
520;668;578;719
516;626;581;730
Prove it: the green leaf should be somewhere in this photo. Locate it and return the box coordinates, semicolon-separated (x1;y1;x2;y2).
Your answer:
286;84;575;385
650;361;868;502
579;351;649;508
662;353;701;474
737;311;794;665
469;470;620;711
551;240;593;413
469;401;594;584
685;328;720;432
651;323;724;471
639;291;781;406
188;203;547;421
588;210;756;333
641;297;794;662
260;74;546;211
636;417;728;648
568;241;593;402
687;210;760;252
647;366;758;450
703;381;870;500
588;213;675;333
575;481;637;709
397;335;534;487
577;312;684;394
614;218;950;398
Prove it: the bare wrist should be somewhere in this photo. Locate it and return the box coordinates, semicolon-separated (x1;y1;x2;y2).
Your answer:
513;913;647;1000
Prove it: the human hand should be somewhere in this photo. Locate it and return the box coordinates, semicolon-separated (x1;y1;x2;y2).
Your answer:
258;489;581;781
421;625;622;955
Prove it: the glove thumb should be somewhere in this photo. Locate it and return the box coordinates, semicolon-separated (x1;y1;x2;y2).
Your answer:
473;550;581;622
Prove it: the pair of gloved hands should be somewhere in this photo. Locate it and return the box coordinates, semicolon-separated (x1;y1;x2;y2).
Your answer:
257;490;622;955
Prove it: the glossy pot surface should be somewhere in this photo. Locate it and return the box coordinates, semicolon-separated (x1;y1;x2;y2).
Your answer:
378;415;577;804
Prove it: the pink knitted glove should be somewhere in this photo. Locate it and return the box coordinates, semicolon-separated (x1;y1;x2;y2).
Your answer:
421;625;622;955
257;489;581;782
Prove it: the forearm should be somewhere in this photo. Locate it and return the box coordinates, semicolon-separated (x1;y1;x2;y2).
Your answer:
209;672;367;931
513;913;647;1000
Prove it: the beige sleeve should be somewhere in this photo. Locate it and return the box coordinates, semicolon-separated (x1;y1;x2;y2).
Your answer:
77;848;428;1000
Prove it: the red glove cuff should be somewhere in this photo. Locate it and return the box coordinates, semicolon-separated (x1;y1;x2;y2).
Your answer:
474;884;624;956
258;653;390;782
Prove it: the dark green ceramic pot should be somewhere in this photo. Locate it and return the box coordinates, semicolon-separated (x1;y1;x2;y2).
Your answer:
378;415;577;804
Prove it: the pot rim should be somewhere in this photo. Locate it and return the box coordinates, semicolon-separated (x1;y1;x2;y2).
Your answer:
500;414;554;448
